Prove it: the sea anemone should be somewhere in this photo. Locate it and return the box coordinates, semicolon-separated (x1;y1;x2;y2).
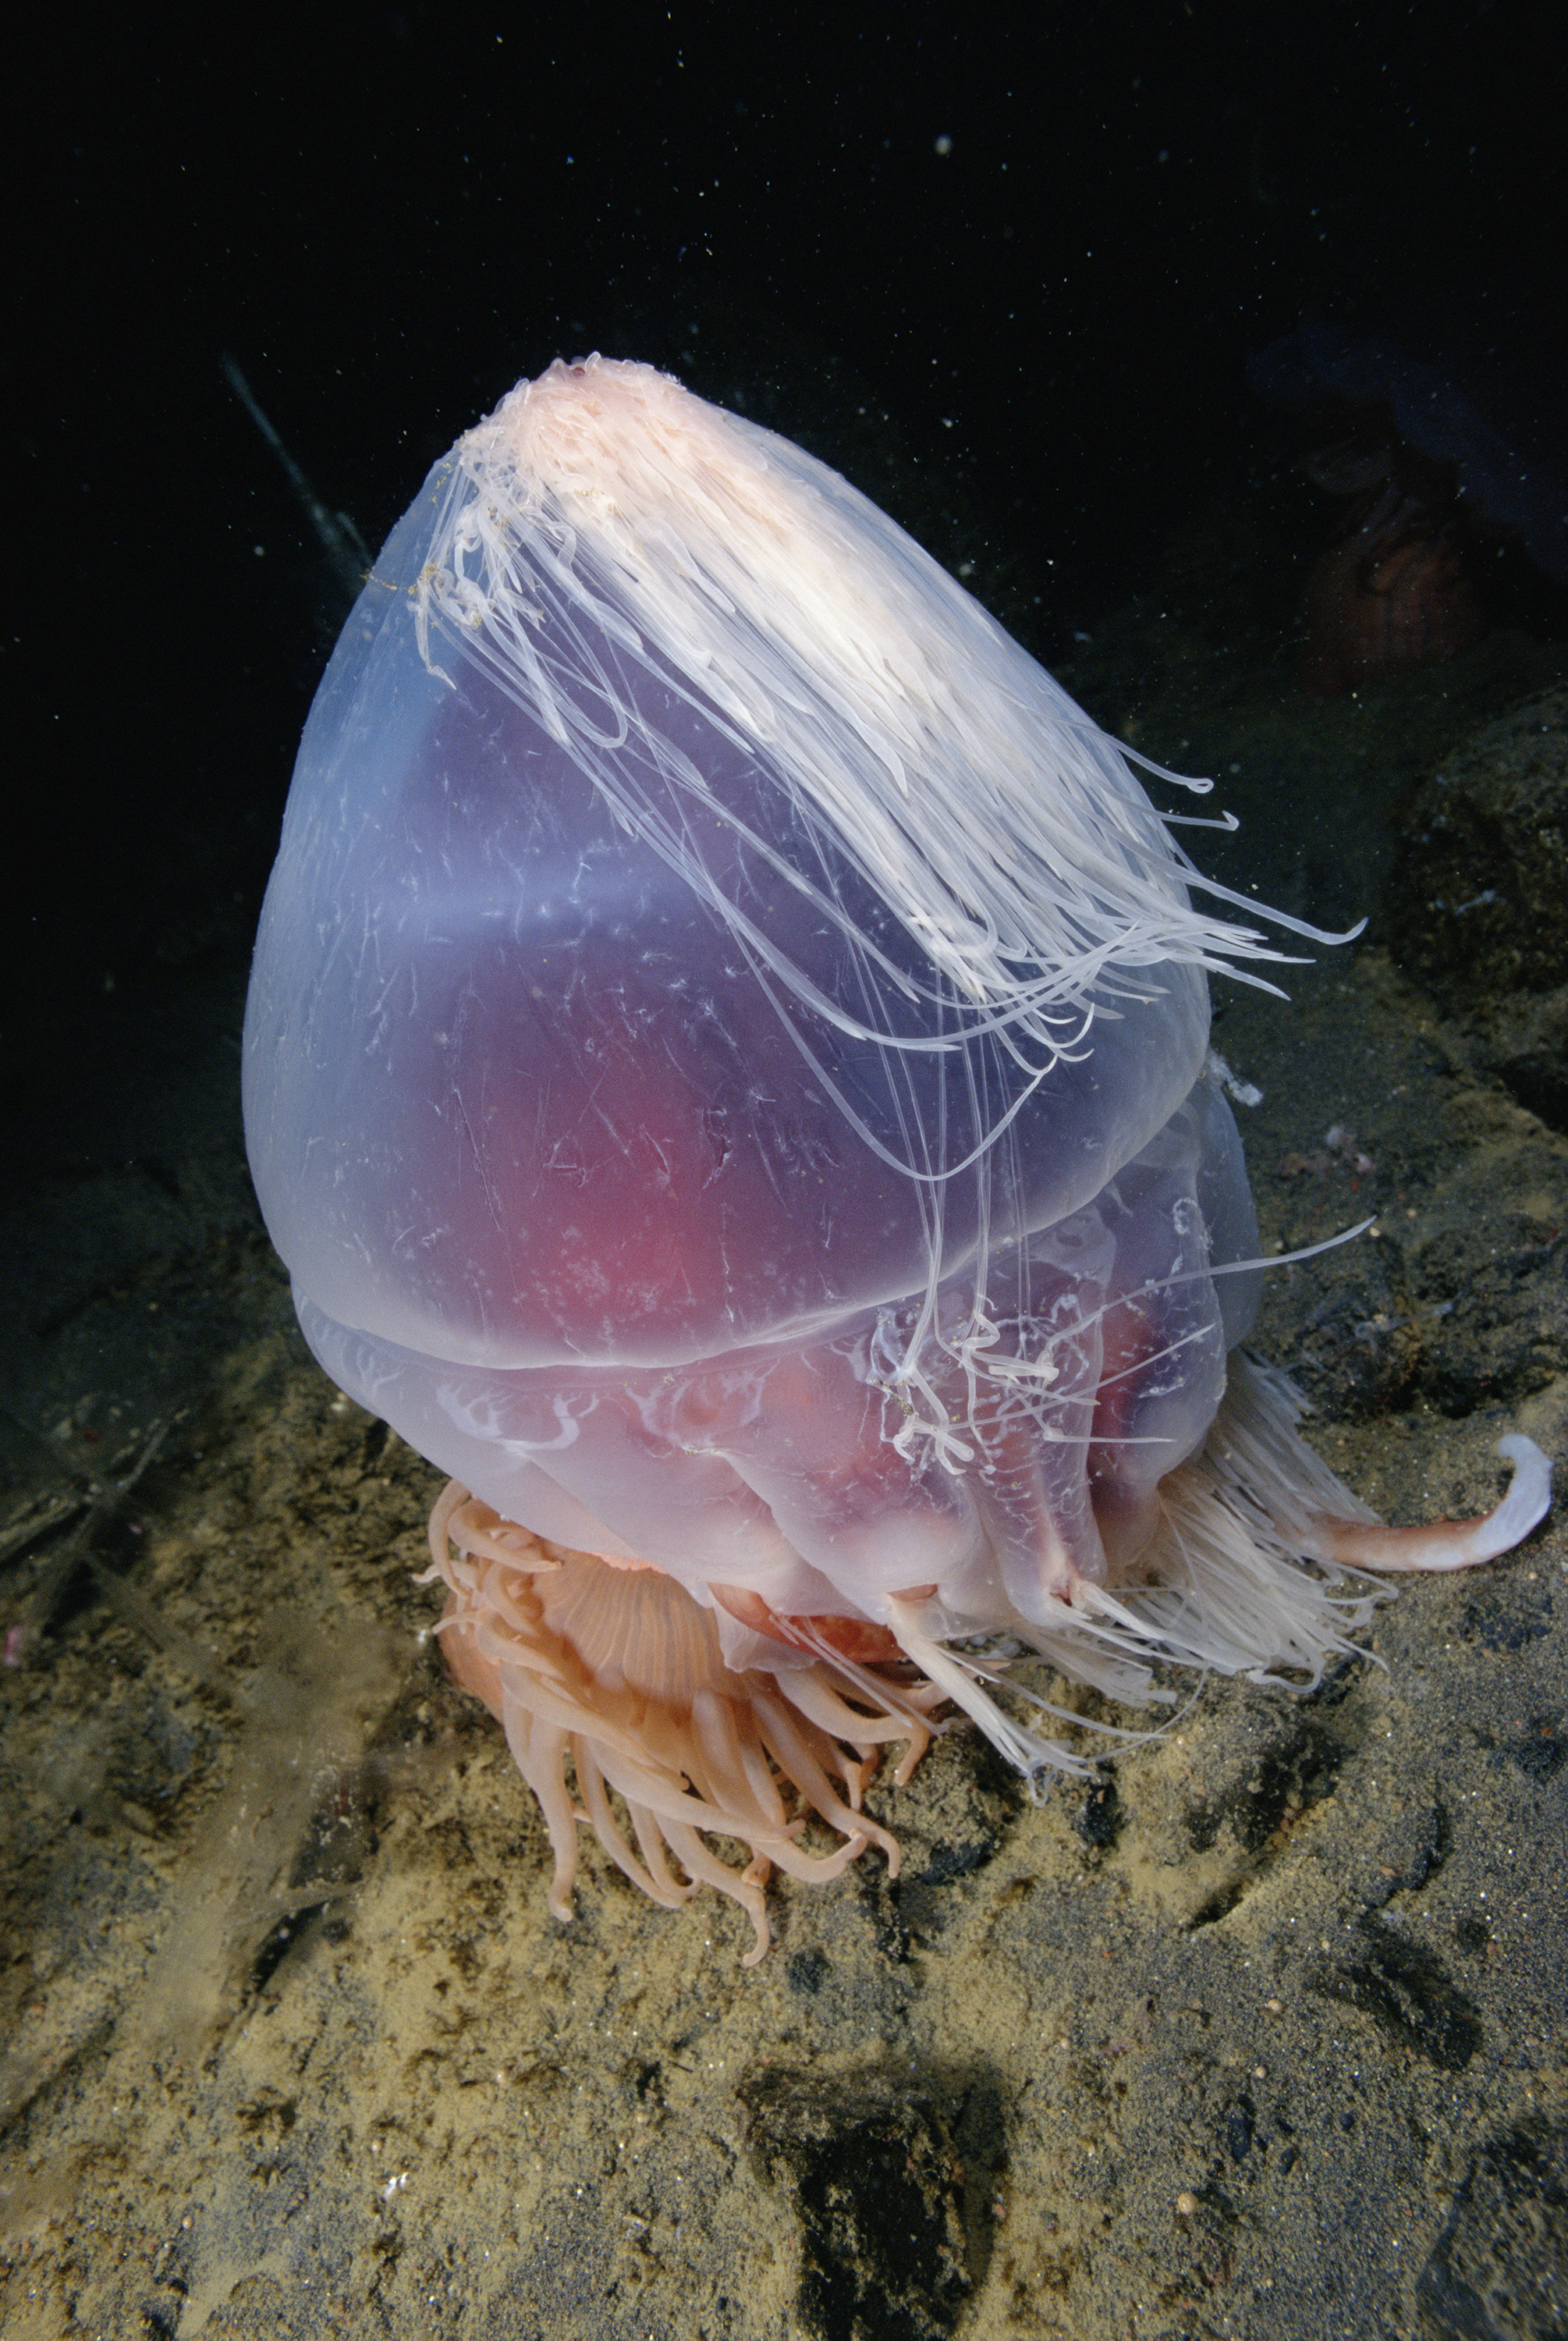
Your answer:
1249;316;1568;695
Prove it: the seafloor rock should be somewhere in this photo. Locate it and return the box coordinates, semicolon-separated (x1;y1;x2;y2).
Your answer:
1388;684;1568;1131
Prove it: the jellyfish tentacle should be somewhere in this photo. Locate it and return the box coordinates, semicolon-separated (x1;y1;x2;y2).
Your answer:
1297;1434;1552;1572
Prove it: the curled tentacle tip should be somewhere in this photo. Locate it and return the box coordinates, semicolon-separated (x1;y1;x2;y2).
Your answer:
1489;1433;1554;1548
1310;1429;1552;1575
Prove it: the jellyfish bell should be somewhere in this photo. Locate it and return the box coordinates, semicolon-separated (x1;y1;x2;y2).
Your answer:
243;356;1552;1961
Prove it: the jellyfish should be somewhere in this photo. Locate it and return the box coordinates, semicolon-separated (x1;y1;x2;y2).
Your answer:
242;357;1552;1960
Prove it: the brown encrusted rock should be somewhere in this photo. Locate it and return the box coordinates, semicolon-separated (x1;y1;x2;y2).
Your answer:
1388;684;1568;1127
1389;682;1568;1004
